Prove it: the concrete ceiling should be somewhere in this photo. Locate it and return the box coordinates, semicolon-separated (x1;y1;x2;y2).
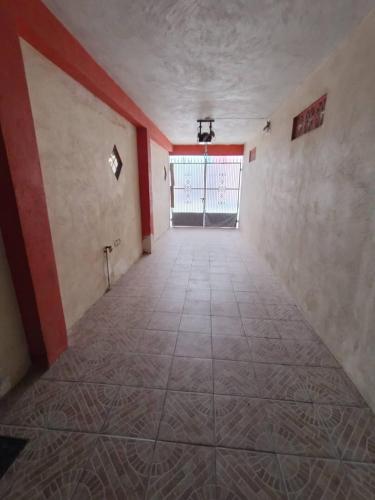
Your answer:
42;0;373;144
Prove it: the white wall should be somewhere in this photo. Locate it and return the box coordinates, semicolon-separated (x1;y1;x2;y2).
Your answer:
150;139;170;240
0;231;30;395
21;40;143;330
240;11;375;410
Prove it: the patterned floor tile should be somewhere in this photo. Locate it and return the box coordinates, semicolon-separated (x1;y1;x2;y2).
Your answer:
238;302;269;319
251;338;291;364
147;312;181;331
179;314;211;334
214;360;258;397
278;454;349;500
41;348;89;382
154;298;185;313
0;379;68;428
183;299;211;315
102;387;165;439
255;363;311;402
235;291;263;303
212;316;244;336
298;367;366;406
211;290;236;303
158;391;214;445
211;301;240;317
168;357;213;393
284;340;339;367
119;354;172;389
214;395;273;452
269;401;338;458
242;318;280;338
174;334;212;358
316;405;375;463
212;336;251;361
341;461;375;500
275;320;319;341
216;448;287;499
0;430;96;500
48;382;118;432
137;331;177;355
265;304;305;321
146;441;215;500
73;436;154;500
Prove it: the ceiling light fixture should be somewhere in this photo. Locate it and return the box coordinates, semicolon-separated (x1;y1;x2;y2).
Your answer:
197;118;215;143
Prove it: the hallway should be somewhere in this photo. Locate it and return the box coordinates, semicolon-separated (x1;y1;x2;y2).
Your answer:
0;229;374;499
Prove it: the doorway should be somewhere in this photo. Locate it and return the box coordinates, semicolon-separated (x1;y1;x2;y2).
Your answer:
170;154;242;228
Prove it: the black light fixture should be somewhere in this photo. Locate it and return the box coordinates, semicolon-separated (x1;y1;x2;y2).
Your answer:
197;118;215;143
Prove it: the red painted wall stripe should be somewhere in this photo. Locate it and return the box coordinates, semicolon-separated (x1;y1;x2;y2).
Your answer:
6;0;172;152
137;127;154;239
172;144;244;156
0;5;67;365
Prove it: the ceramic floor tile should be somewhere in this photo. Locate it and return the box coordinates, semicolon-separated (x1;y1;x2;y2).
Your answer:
186;289;211;302
275;320;319;341
341;462;375;500
316;405;375;463
242;318;280;338
137;331;177;355
284;340;340;367
211;301;240;317
168;357;213;393
73;436;154;500
298;367;366;406
238;302;269;319
278;454;349;500
154;298;185;313
174;334;212;358
119;354;172;389
211;290;236;303
214;360;258;397
269;401;338;458
183;299;211;315
179;314;211;334
212;336;251;361
146;441;216;500
235;291;263;303
41;348;89;382
214;395;273;452
216;448;287;499
147;312;181;331
251;338;291;364
102;386;165;439
212;316;244;336
0;379;68;428
266;304;305;321
48;382;118;432
158;391;214;445
0;431;96;500
255;363;311;402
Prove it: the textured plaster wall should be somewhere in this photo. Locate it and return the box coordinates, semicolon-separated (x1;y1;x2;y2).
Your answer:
21;41;142;330
240;11;375;410
0;231;30;395
150;140;170;240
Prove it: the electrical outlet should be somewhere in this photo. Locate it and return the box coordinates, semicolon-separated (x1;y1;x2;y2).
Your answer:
114;239;121;247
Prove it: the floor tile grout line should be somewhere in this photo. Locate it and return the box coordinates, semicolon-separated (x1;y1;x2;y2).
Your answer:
33;375;367;408
1;420;373;467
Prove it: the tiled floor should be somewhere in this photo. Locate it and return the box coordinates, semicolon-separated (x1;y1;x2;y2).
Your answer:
0;228;374;499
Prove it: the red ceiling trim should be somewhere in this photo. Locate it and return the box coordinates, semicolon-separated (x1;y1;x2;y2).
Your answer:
172;144;245;156
6;0;172;152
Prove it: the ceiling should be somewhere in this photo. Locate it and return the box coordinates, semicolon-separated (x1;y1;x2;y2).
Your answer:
43;0;373;144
